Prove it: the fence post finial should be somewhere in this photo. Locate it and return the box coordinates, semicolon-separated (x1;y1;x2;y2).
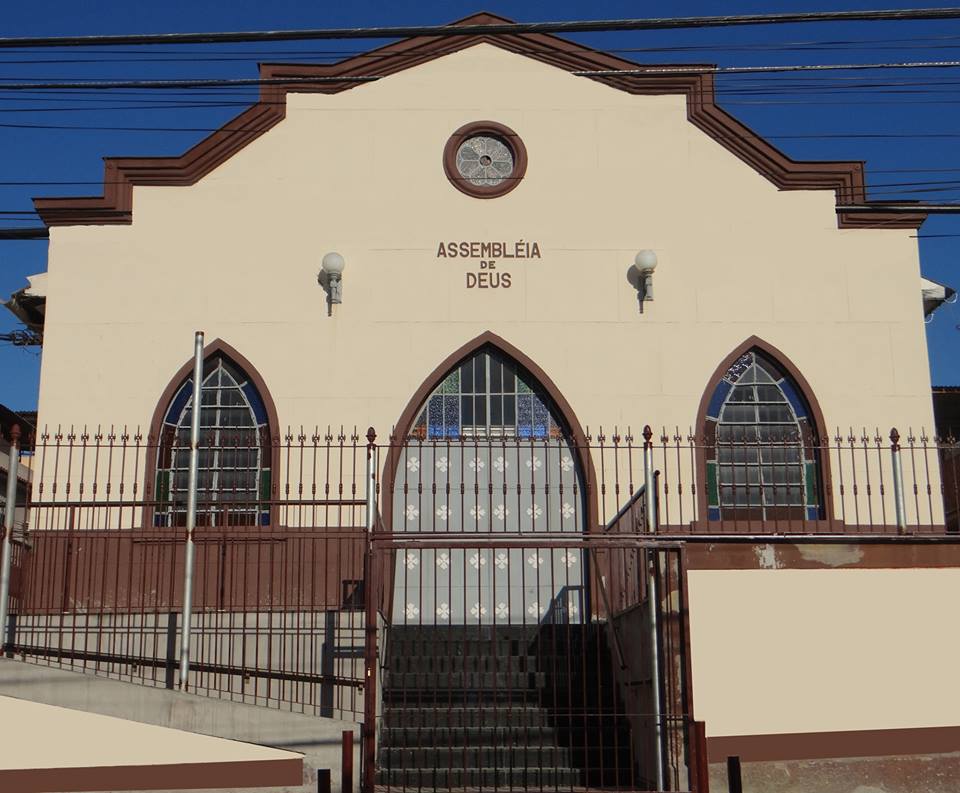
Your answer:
890;426;908;534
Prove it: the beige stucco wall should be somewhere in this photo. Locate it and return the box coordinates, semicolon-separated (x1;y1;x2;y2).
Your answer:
0;694;300;768
33;44;940;524
688;567;960;737
24;43;957;742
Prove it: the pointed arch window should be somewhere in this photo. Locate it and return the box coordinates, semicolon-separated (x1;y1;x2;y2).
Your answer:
411;349;564;439
393;342;587;625
703;350;822;522
154;355;272;527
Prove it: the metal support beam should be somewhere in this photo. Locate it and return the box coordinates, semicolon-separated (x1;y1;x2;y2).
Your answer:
178;331;204;689
362;428;378;793
642;425;665;790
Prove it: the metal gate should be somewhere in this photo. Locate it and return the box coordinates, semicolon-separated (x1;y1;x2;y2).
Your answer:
366;533;696;792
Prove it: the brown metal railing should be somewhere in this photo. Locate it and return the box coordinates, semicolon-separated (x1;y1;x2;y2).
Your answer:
10;517;369;720
14;422;958;537
367;532;695;792
2;423;957;792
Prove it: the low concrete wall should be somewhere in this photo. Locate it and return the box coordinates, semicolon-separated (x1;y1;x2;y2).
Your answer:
0;658;361;793
708;753;960;793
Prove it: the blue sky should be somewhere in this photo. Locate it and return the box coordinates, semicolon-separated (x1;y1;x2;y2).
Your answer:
1;0;959;409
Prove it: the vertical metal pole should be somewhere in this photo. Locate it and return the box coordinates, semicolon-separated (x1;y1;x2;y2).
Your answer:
0;424;21;653
890;428;908;533
342;729;355;793
642;425;665;790
727;755;743;793
362;428;378;793
179;331;204;689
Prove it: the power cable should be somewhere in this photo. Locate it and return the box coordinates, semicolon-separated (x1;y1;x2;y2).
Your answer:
4;119;960;139
0;227;47;239
6;58;960;91
4;9;960;49
7;35;960;63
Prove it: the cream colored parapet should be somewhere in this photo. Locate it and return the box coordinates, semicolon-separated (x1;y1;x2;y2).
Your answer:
687;568;960;738
0;694;302;790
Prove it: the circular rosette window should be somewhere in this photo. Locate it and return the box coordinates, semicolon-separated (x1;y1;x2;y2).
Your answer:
443;121;528;198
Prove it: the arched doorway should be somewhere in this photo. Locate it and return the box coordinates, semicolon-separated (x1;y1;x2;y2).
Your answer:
374;335;690;791
387;337;589;625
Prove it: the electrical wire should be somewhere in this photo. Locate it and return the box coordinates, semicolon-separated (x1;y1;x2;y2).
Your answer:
8;58;960;92
4;9;960;49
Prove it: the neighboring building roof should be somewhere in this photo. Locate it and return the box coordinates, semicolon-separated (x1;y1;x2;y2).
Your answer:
932;387;960;440
922;277;957;317
33;12;925;230
3;272;46;334
0;404;37;452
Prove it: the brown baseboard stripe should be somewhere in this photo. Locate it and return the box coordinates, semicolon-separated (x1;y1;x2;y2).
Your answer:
707;725;960;763
0;757;303;793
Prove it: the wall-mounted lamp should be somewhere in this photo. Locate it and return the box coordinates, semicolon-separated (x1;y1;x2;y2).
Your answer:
319;251;345;315
630;249;658;313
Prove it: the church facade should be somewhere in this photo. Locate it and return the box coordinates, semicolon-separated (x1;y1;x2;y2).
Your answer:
7;13;960;793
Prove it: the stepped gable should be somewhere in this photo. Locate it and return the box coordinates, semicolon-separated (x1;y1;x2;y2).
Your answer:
33;12;924;229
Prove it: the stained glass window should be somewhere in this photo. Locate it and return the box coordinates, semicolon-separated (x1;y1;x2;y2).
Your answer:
412;350;563;439
704;351;821;521
455;135;515;187
155;355;272;527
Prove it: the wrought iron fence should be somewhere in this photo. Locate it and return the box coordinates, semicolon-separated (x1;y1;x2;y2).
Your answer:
10;521;369;720
10;422;957;537
0;421;955;792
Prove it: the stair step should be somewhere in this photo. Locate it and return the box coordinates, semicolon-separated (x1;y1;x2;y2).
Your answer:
382;671;545;690
389;654;539;673
381;706;551;729
375;766;581;788
377;624;635;789
380;744;570;768
380;724;556;747
387;625;540;639
386;638;526;658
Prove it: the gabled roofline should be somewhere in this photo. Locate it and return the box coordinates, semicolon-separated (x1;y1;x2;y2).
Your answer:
33;11;926;230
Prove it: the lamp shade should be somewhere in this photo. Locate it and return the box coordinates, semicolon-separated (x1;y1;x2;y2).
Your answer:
322;252;346;275
634;249;658;272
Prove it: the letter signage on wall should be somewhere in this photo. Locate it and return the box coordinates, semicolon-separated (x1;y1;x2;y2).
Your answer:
436;240;541;289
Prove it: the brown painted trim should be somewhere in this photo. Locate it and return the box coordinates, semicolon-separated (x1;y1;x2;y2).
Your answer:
442;120;528;199
33;12;924;229
692;335;836;529
380;330;598;538
143;338;281;527
0;757;302;793
683;539;960;570
707;725;960;763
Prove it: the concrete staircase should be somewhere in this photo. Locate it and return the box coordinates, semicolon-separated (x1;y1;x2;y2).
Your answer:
377;624;636;790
